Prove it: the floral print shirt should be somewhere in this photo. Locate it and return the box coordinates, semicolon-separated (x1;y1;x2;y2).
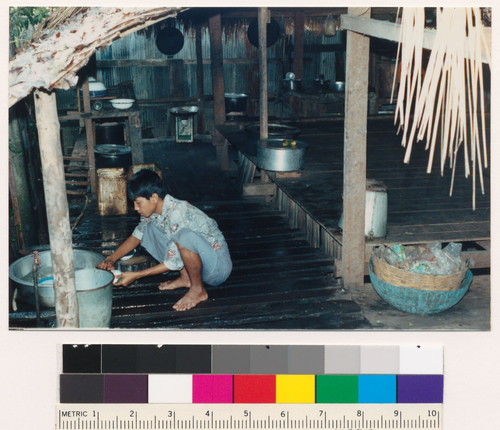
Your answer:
132;195;226;271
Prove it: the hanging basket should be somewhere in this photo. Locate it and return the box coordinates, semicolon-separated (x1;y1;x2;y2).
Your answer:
371;248;468;292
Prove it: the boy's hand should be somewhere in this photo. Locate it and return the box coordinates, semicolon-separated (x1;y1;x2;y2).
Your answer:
113;271;138;287
97;257;115;270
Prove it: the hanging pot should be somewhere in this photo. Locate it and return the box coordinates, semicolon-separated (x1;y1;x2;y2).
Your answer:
156;27;184;56
247;18;280;48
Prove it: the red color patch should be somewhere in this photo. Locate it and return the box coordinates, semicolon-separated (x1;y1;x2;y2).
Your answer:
234;375;276;403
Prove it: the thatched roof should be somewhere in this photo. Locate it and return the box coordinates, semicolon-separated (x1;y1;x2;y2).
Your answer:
9;7;187;108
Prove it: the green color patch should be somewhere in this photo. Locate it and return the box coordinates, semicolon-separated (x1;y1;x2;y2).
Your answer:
316;375;358;403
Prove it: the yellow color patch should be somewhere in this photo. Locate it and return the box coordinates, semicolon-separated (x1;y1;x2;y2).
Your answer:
276;375;315;403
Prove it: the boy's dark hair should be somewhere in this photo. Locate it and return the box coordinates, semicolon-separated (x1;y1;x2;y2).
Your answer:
128;169;163;200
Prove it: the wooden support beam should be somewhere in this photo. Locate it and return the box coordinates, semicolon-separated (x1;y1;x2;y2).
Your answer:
294;11;305;79
258;8;269;140
33;90;79;328
209;13;226;127
342;8;371;290
128;111;144;165
82;78;97;195
195;23;205;134
340;13;491;63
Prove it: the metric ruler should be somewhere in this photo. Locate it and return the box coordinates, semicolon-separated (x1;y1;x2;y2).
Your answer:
57;403;442;430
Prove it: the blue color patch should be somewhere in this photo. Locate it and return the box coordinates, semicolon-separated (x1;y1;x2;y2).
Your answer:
358;375;396;403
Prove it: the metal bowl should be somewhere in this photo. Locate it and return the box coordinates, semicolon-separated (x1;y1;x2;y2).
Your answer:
110;98;135;110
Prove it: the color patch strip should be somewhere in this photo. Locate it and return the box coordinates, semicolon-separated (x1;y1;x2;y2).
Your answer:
60;373;443;404
399;345;443;374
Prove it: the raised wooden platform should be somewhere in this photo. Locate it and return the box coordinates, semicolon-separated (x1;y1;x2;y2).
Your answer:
218;118;491;277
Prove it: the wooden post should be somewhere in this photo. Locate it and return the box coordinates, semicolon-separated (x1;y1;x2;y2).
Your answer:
208;13;228;169
82;78;97;195
33;90;79;328
258;8;269;140
342;8;371;289
294;11;305;80
195;23;205;134
129;111;143;164
8;107;36;248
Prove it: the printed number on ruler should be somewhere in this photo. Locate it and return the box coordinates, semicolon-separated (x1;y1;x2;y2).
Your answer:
57;403;442;430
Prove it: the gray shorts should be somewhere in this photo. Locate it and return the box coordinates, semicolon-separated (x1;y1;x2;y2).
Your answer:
173;228;232;286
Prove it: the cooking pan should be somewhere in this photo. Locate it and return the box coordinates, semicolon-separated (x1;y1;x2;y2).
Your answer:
247;18;280;48
156;27;184;56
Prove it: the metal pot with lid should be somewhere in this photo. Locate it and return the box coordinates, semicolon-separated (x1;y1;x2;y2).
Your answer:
256;138;308;172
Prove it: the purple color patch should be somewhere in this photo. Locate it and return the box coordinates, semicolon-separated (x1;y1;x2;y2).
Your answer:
104;374;148;403
397;375;444;403
193;375;233;403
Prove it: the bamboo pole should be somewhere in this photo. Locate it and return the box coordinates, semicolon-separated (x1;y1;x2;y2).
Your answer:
33;90;79;328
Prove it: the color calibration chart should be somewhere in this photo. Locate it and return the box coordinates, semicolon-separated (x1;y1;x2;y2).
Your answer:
57;344;443;429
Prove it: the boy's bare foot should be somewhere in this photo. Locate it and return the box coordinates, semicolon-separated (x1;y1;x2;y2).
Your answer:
158;268;190;291
173;287;208;311
158;277;190;291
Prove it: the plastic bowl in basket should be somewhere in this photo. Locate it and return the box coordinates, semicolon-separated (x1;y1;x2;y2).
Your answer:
368;256;472;315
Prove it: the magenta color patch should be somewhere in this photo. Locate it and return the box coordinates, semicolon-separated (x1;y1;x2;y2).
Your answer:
192;375;233;403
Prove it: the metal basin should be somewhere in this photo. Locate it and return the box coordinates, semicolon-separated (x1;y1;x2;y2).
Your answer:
9;249;113;327
257;138;308;172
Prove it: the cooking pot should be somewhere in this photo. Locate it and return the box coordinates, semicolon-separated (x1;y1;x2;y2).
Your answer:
282;78;302;92
225;93;249;114
257;138;308;172
95;122;124;146
94;144;132;169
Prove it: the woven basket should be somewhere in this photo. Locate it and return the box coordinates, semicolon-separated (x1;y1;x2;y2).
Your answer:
372;250;468;292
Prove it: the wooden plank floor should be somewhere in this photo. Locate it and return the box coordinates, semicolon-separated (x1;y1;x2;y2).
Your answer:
9;126;490;330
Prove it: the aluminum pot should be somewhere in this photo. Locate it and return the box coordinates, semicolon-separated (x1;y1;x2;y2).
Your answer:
332;81;345;93
225;93;248;113
257;138;308;172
